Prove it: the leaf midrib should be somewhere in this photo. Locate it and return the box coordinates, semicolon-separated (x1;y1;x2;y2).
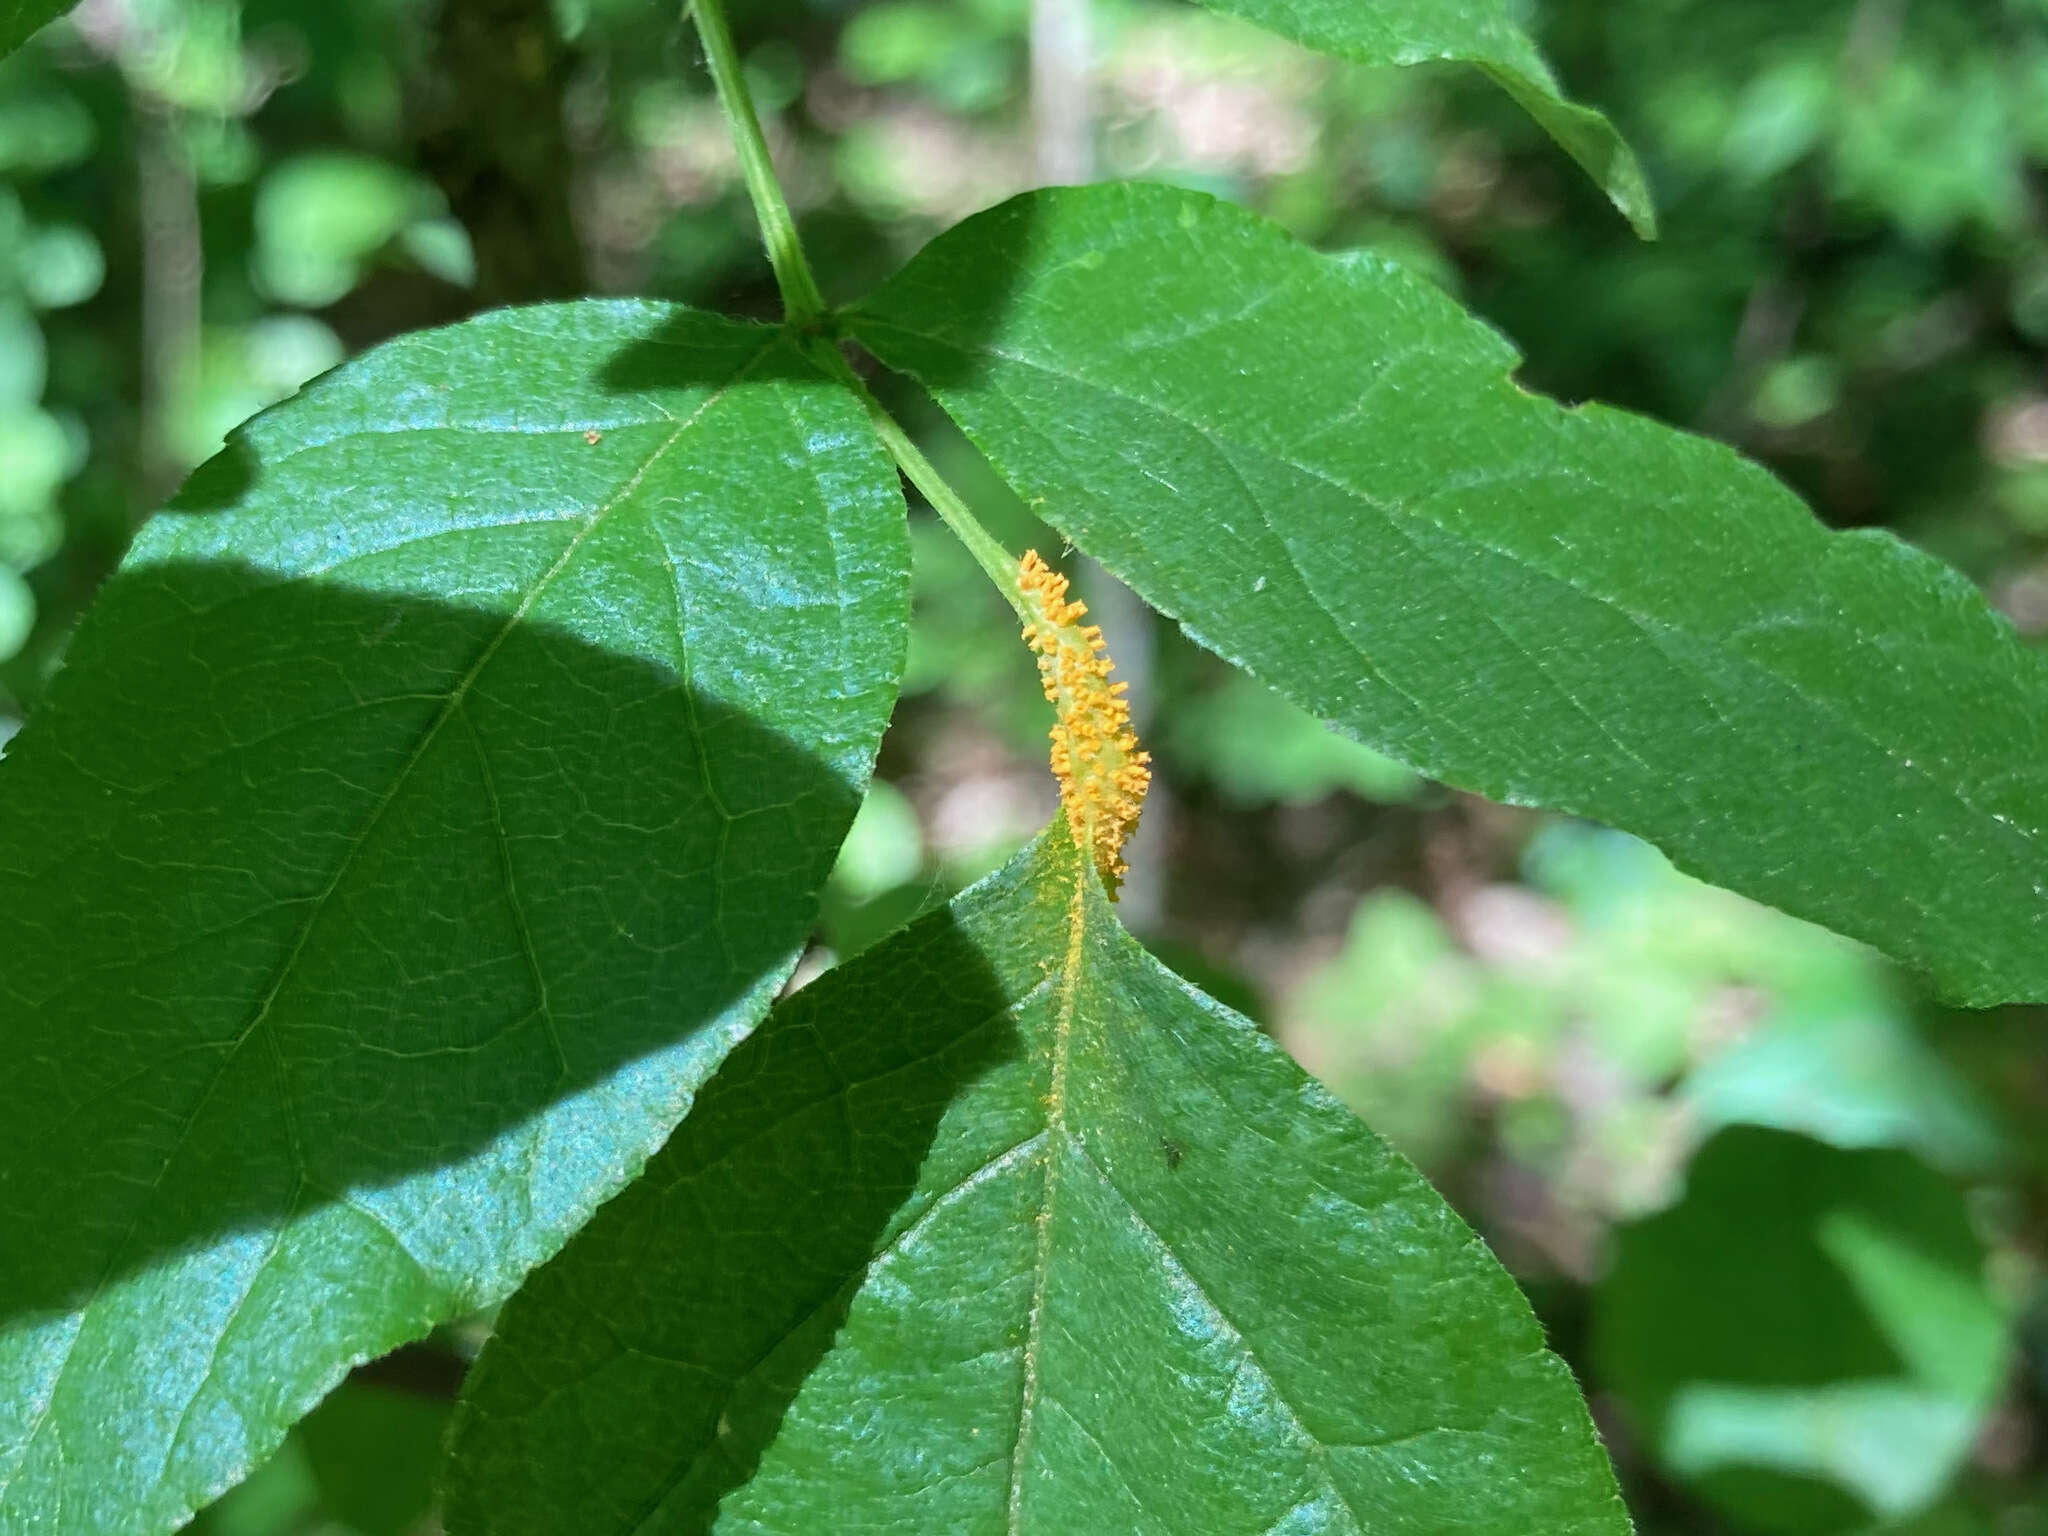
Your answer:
1002;877;1367;1534
1005;864;1086;1533
619;1129;1052;1536
609;981;1059;1536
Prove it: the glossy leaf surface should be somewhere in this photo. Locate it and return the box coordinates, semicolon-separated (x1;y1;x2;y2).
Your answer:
0;301;909;1533
1178;0;1653;234
849;183;2048;1006
446;828;1627;1535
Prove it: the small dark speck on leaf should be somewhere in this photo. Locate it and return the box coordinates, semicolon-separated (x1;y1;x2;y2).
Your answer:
1162;1137;1184;1171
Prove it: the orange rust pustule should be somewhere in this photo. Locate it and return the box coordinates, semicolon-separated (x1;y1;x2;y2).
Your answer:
1017;550;1152;895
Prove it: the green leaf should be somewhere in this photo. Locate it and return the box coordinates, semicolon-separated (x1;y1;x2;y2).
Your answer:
1176;0;1654;236
444;827;1626;1535
297;1379;453;1536
0;301;909;1533
1168;672;1421;807
1596;1128;2007;1533
190;1375;453;1536
847;183;2048;1007
0;0;66;63
1681;1009;2006;1176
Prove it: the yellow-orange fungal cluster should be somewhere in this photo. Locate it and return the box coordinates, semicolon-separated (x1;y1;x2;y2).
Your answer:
1017;550;1152;895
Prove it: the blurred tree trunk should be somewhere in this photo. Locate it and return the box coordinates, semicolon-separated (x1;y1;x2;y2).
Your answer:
418;0;588;308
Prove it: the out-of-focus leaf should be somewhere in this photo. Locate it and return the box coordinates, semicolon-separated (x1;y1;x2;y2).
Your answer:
1683;1010;2004;1175
186;1436;318;1536
398;216;478;289
297;1381;452;1536
0;564;29;662
445;827;1628;1534
0;1;67;67
17;224;101;310
0;301;44;407
828;779;924;902
1168;671;1421;806
171;318;350;470
0;79;92;173
0;408;67;521
839;0;968;86
254;154;434;308
1286;823;2005;1210
0;302;909;1534
1282;889;1487;1173
850;183;2048;1006
1596;1127;2008;1533
1172;0;1654;234
188;1377;449;1536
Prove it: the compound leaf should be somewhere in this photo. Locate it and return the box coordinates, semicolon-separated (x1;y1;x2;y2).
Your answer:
0;302;908;1533
848;183;2048;1007
444;827;1626;1535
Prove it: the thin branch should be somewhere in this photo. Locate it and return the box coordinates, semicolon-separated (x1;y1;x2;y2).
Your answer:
687;0;826;326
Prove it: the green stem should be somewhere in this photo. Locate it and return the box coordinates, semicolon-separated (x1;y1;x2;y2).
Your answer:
687;1;1038;634
687;0;826;326
802;340;1030;620
870;398;1033;621
684;6;1023;617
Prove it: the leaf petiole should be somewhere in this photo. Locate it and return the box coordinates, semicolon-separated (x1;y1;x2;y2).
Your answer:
833;355;1035;625
685;0;1032;625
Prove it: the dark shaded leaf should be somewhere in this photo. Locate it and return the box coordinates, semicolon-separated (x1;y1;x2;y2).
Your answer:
0;302;908;1533
0;0;68;64
1597;1128;2007;1532
446;828;1626;1535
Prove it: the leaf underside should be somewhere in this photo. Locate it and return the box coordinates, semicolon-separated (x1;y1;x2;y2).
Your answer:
848;182;2048;1007
0;301;908;1534
446;828;1628;1536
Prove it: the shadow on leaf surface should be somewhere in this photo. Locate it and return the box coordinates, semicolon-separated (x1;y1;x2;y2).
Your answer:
0;556;861;1522
445;901;1016;1534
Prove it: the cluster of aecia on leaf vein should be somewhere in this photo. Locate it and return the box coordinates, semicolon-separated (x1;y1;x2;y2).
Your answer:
1017;550;1152;896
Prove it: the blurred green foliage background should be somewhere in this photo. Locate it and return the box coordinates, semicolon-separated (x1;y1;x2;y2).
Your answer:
3;0;2046;1530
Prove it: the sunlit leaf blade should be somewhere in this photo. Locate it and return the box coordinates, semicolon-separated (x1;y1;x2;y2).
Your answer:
848;183;2048;1007
0;301;909;1534
445;827;1627;1536
0;0;67;62
1177;0;1654;235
